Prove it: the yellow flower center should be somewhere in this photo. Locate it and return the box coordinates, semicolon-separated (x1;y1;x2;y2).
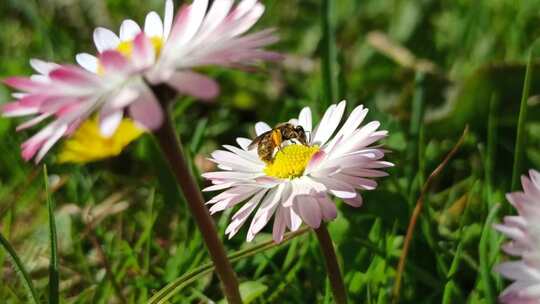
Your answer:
58;117;144;164
264;144;320;179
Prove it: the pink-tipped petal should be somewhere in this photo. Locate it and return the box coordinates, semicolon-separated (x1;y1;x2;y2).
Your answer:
129;89;164;130
296;195;322;228
4;77;45;92
49;66;98;86
133;33;156;68
99;50;130;73
166;71;219;101
1;101;38;117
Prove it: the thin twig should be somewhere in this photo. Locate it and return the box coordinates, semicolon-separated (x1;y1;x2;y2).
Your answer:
392;126;469;304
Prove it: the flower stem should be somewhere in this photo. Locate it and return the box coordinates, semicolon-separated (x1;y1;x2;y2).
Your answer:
151;84;242;304
314;223;347;304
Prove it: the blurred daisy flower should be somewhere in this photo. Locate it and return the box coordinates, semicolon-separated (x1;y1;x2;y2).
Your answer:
203;101;393;242
494;169;540;304
1;0;278;162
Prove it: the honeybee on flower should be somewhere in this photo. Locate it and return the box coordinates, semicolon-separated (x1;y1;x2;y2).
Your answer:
203;100;393;243
2;0;279;162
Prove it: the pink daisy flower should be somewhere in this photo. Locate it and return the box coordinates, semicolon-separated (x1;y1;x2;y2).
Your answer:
2;0;278;162
203;100;393;243
494;170;540;304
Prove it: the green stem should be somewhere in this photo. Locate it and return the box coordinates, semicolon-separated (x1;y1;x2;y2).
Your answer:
151;85;242;304
314;224;347;304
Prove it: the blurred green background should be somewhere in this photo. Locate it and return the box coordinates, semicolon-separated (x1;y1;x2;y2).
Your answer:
1;0;540;303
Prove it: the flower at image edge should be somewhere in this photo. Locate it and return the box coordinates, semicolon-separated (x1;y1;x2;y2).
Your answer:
494;169;540;304
203;100;393;243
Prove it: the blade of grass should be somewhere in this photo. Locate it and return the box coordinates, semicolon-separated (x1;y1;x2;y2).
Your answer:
189;117;208;154
392;126;469;304
321;0;339;107
44;166;59;304
406;72;425;197
510;41;539;190
0;232;40;304
147;227;310;304
479;203;501;304
485;94;498;201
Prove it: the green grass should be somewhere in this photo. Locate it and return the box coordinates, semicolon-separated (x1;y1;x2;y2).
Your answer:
1;0;540;303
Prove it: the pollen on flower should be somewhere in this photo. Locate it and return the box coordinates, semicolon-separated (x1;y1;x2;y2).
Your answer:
264;144;319;179
58;117;144;164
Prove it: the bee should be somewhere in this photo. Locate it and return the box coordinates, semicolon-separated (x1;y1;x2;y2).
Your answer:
248;123;308;163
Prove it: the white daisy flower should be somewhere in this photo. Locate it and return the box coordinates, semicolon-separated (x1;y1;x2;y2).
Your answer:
494;169;540;304
203;100;393;242
2;0;278;162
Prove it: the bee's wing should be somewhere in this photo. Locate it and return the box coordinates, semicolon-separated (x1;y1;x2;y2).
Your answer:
248;131;270;150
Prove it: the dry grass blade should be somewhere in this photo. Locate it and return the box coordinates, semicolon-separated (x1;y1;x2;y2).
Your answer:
392;126;469;304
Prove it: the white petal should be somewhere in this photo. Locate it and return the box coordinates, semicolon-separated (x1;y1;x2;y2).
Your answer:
29;59;57;75
289;206;302;231
255;121;271;135
173;0;209;45
144;11;164;38
237;137;253;150
99;110;123;137
119;19;142;41
311;100;346;146
226;190;266;238
108;87;139;109
229;3;264;37
298;106;312;133
93;27;120;52
272;206;288;243
197;0;234;39
75;53;99;73
163;0;174;39
247;184;283;241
